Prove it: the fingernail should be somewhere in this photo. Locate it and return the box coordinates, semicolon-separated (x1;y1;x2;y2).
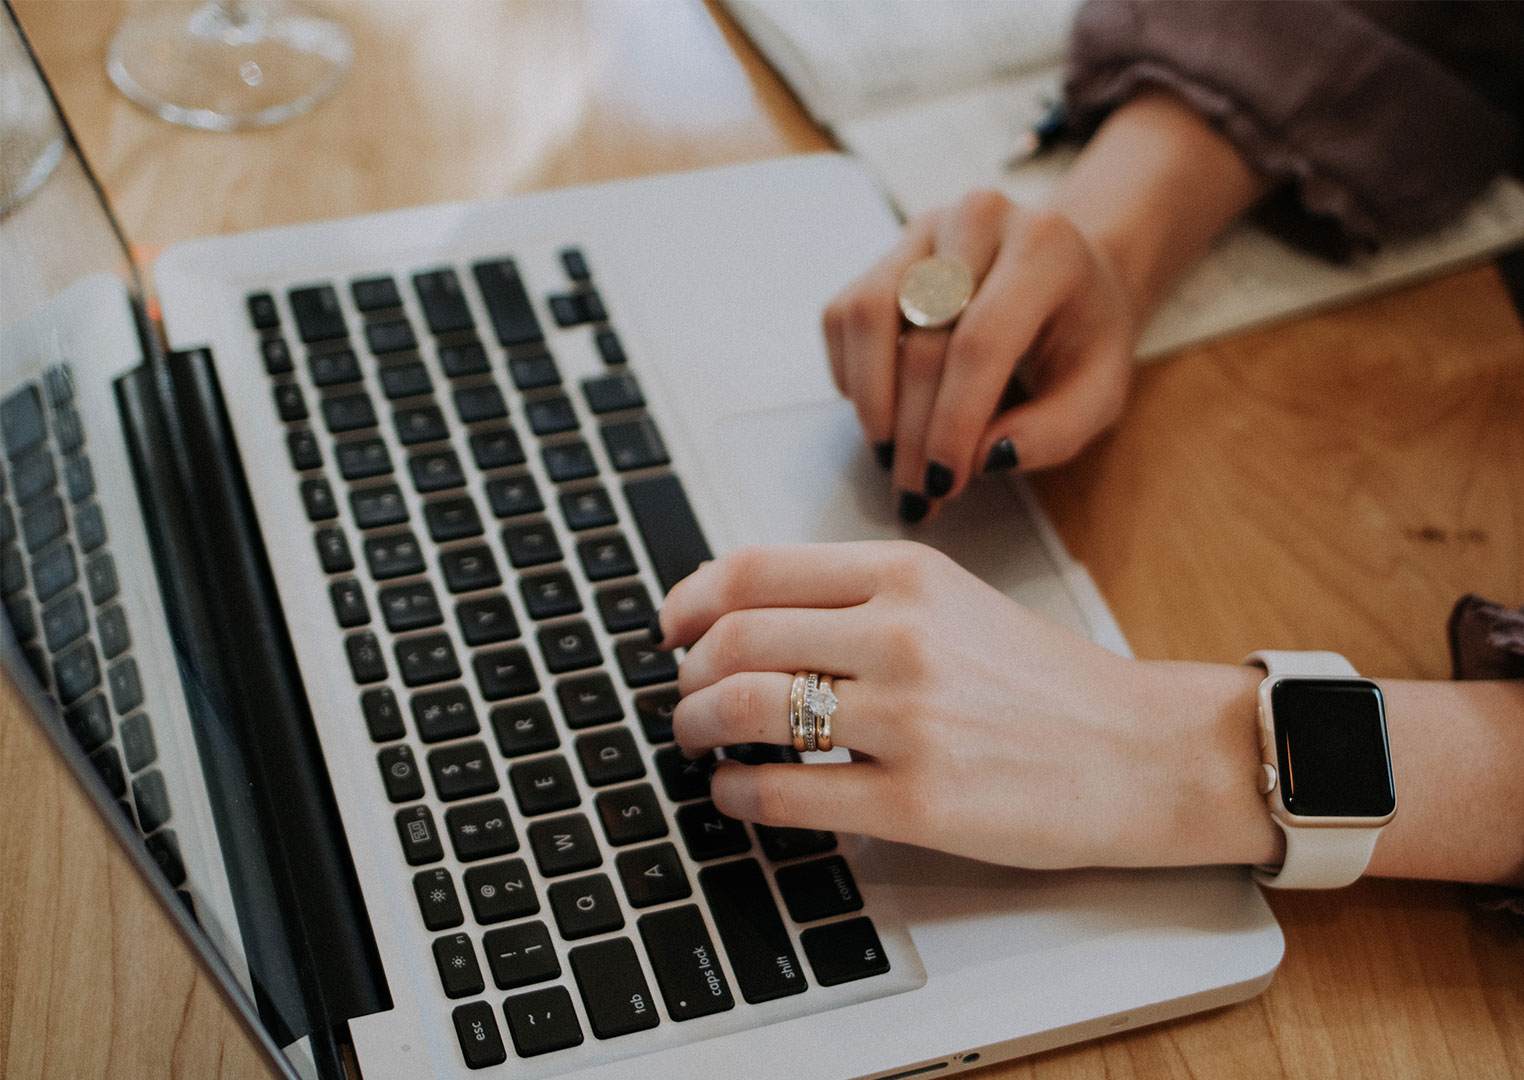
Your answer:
873;440;895;470
983;438;1020;474
898;491;929;524
648;612;665;646
924;461;953;498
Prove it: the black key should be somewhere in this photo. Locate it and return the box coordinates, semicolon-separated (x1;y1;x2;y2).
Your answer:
119;712;156;771
456;593;518;646
378;744;425;802
472;259;544;347
509;755;580;815
247;292;280;331
755;825;837;863
365;318;418;355
484;474;542;519
287;428;323;471
145;830;187;887
379;359;433;399
616;638;678;688
63;693;112;752
351;275;400;312
528;813;601;876
548;294;584;328
576;728;644;786
12;447;56;502
308;347;362;387
526;395;578;436
0;385;45;457
537;619;601;674
107;658;143;714
490;699;560;757
470;646;537;705
23;495;67;552
396;804;445;864
22;643;46;682
5;592;34;642
454;384;507;424
91;744;126;797
54;639;100;705
441;544;501;595
62;456;93;504
314;527;354;572
261;337;294;375
452;1001;507;1070
596;784;668;846
446;797;518;861
413;866;464;931
463;857;539;924
425;496;484;542
469;427;525;470
329;578;371;627
378;580;442;632
555;672;621;729
617;843;692;908
623;473;711;593
601;417;669;472
561;248;590;282
776;856;864;923
432;932;485;998
346;631;389;684
638;905;735;1020
414;269;476;334
559;485;617;532
502;986;583;1058
288;285;347;343
440;340;490;378
32;542;77;604
483;921;559;990
131;770;172;828
411;685;479;742
42;365;73;406
364;531;425;579
577;533;637;581
634;687;679;744
541;440;597;483
654;745;713;802
336;438;392;480
582;373;644;415
677;801;749;861
395;631;460;686
48;411;82;456
321;392;377;433
0;503;13;546
87;554;121;610
409;449;464;492
361;687;406;742
569;937;659;1039
74;503;106;554
801;917;890;986
507;351;561;391
580;289;607;323
502;519;562;569
595;581;652;634
300;477;338;521
595;328;627;367
428;740;500;801
700;858;807;1003
550;874;625;941
520;569;581;620
0;542;22;594
393;403;448;445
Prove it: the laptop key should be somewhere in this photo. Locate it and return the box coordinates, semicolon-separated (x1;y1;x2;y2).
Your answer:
440;340;490;378
634;687;679;744
364;531;425;579
538;619;600;674
394;404;448;445
576;728;644;786
456;593;519;645
12;447;55;502
287;429;323;471
288;285;347;344
472;259;544;347
411;685;478;742
601;417;669;472
308;347;362;387
507;351;561;391
432;933;485;999
453;384;507;424
378;744;425;802
321;392;378;434
615;638;677;688
622;472;711;593
1;385;46;456
582;373;644;415
595;581;652;634
329;578;371;628
700;858;807;1003
596;784;668;846
469;427;526;470
351;484;409;529
560;248;590;282
638;904;735;1021
483;920;560;990
396;631;460;686
616;843;692;908
528;812;601;876
246;292;280;331
54;639;100;705
0;511;14;552
379;359;433;399
550;875;625;940
64;693;112;752
345;631;388;684
336;437;392;480
22;494;67;552
677;801;749;860
365;318;417;355
473;645;538;700
654;745;713;802
132;770;172;833
43;365;73;407
580;289;607;323
445;797;518;861
526;395;578;436
541;440;597;483
555;672;621;728
594;328;627;367
300;478;338;521
577;532;637;581
361;687;406;742
502;986;583;1058
409;449;465;493
800;917;890;986
262;337;294;375
379;580;443;632
776;856;864;923
424;496;484;542
91;744;126;797
520;569;580;620
548;294;583;328
484;474;542;519
755;825;837;863
396;805;444;865
502;519;561;569
452;1001;508;1070
31;542;77;604
5;593;34;642
509;754;580;816
559;485;617;531
0;543;22;595
274;384;309;423
428;740;499;801
107;657;143;714
413;867;464;931
490;699;559;757
463;857;540;924
314;527;355;572
63;456;93;504
351;275;401;312
119;712;157;771
569;937;658;1038
414;269;476;334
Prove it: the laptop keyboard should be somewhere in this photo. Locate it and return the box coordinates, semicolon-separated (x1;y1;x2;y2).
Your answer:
1;368;186;894
249;248;893;1068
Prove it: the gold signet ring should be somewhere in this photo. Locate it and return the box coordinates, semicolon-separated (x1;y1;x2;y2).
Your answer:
898;255;974;329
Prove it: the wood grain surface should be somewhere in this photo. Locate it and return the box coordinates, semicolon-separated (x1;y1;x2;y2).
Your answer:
3;3;1521;1079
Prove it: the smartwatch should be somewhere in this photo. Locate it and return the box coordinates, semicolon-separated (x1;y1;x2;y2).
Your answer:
1245;650;1396;889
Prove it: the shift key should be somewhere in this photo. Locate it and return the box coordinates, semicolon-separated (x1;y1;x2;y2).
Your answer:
698;859;806;1003
637;904;734;1020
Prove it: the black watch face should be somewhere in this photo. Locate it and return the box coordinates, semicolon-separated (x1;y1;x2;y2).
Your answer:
1272;678;1395;818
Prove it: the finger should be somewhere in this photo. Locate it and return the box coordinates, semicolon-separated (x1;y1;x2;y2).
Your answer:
677;607;866;695
710;760;890;836
890;327;947;523
657;542;885;650
673;671;885;757
823;293;848;396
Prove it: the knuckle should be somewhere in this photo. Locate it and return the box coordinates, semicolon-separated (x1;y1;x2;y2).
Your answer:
720;675;762;728
843;292;883;337
750;771;792;826
957;187;1008;226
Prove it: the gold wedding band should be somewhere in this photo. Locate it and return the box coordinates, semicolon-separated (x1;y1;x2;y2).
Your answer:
898;255;974;329
813;675;835;752
789;672;809;753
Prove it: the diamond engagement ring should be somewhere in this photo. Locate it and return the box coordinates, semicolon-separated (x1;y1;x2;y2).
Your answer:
808;674;837;752
898;255;974;329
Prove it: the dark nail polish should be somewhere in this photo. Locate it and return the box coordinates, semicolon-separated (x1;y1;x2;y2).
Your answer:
924;461;954;498
983;438;1020;474
648;612;665;646
898;491;929;524
873;440;895;470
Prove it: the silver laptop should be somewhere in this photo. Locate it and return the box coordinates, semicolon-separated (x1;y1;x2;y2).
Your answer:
0;10;1280;1079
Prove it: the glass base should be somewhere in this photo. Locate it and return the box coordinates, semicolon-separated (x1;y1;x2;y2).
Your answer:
107;1;352;132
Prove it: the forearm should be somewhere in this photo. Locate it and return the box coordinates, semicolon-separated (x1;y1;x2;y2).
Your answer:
1049;90;1271;327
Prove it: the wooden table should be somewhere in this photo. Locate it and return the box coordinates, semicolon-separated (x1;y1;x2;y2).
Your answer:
4;3;1521;1078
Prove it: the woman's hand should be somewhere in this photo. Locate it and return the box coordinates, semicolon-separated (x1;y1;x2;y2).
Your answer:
658;541;1280;871
822;190;1135;524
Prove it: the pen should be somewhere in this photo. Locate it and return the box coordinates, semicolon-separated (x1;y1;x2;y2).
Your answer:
1004;100;1068;170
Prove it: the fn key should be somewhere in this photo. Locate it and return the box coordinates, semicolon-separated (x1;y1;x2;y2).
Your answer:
452;1001;507;1069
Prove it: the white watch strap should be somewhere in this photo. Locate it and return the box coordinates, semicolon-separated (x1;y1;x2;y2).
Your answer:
1244;649;1382;889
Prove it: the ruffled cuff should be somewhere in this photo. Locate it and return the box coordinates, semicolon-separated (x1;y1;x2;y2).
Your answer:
1448;594;1524;681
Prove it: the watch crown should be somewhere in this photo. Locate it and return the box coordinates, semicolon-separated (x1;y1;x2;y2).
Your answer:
1259;763;1278;795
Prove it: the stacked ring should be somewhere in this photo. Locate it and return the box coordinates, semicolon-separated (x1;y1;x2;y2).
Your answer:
802;674;821;752
789;672;809;753
813;675;835;752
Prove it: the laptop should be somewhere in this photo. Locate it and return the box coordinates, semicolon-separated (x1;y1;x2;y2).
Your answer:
0;9;1281;1079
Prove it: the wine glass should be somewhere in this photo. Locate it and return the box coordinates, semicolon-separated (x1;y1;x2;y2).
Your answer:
107;0;352;132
